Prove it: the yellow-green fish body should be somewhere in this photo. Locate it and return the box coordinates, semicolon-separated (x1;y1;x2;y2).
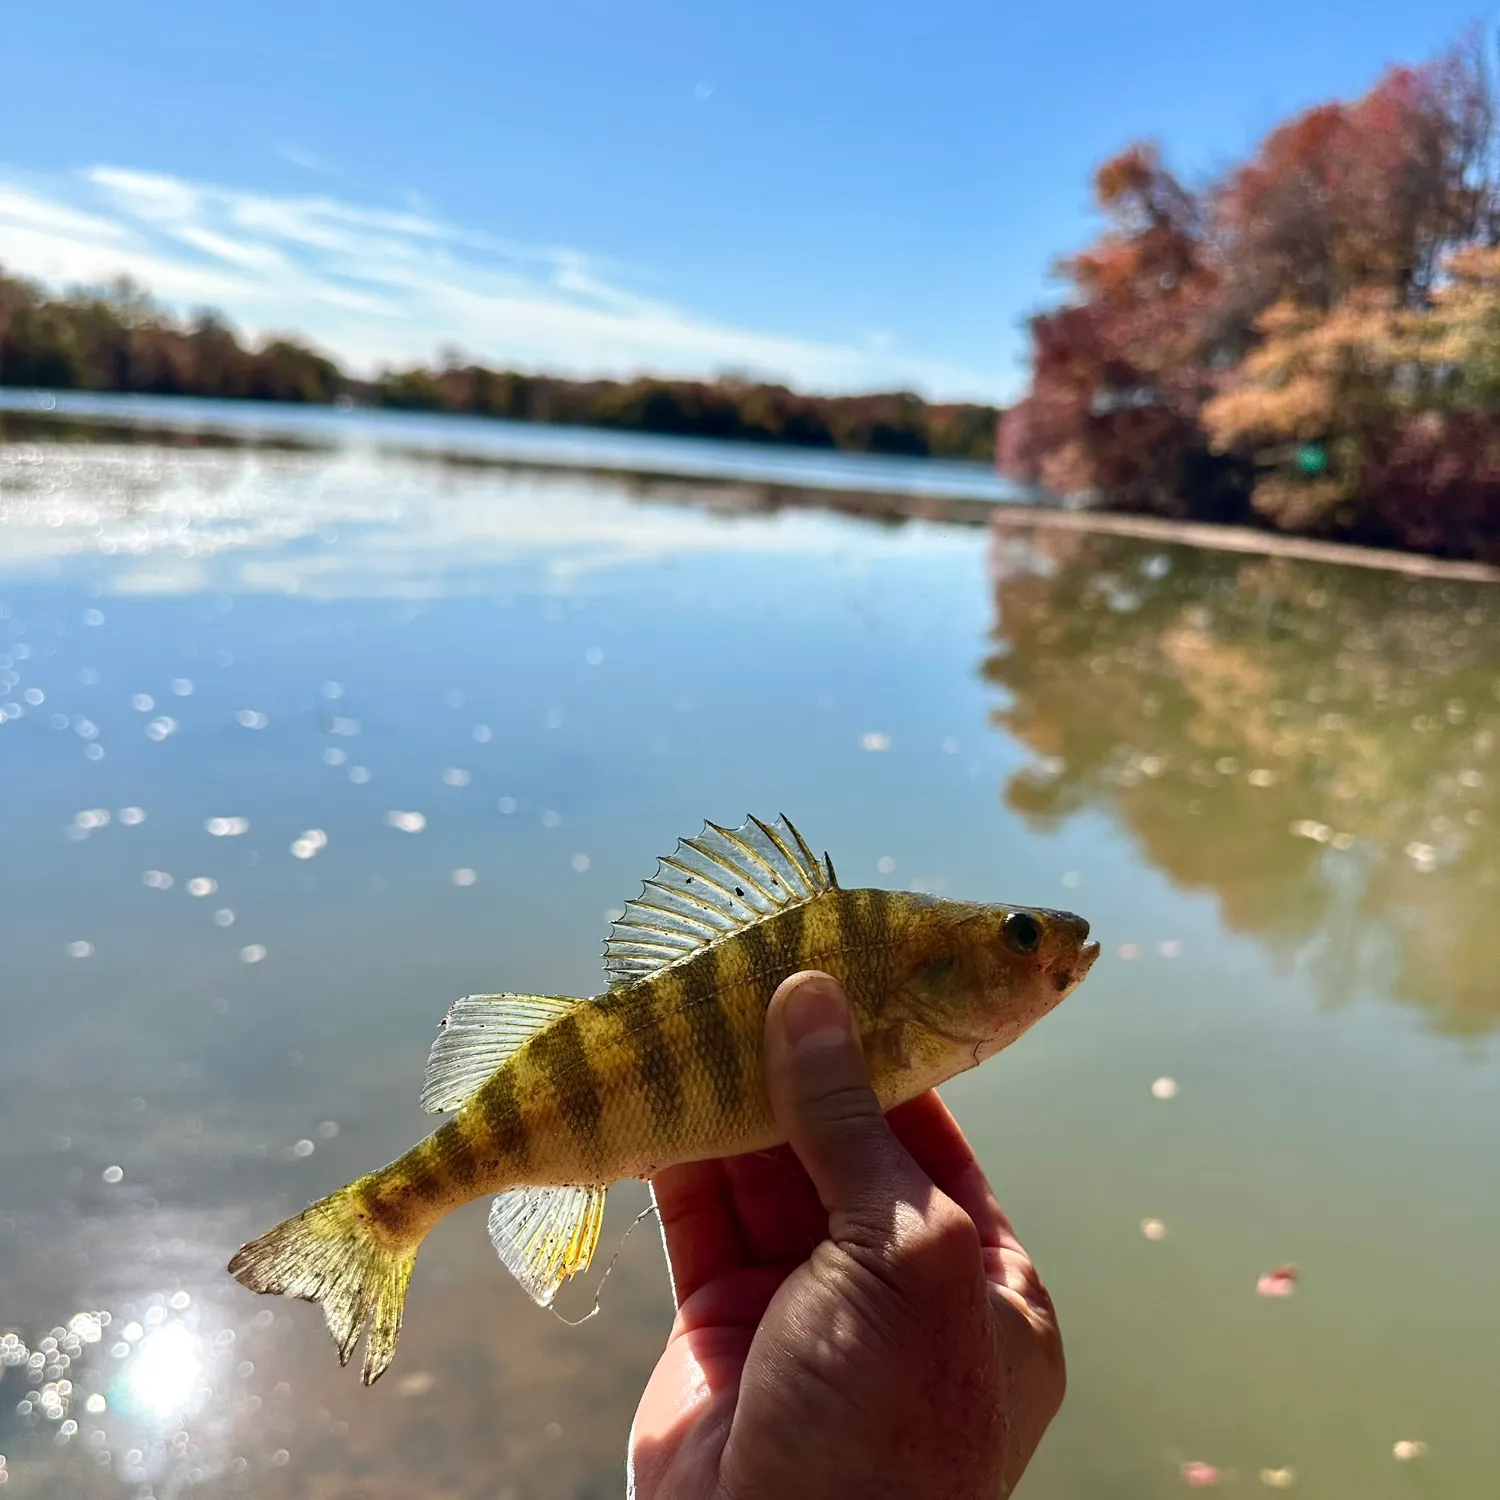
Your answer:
229;816;1098;1383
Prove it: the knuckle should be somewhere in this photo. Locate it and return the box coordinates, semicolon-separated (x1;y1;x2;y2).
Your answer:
908;1194;985;1273
802;1078;881;1129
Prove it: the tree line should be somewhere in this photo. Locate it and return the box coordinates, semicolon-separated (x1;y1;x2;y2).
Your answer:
0;271;998;462
999;31;1500;562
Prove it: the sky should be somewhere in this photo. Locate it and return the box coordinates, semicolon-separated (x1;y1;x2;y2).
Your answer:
1;1;1496;401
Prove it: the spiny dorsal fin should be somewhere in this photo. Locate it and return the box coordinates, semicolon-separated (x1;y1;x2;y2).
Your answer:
604;814;835;990
421;993;577;1114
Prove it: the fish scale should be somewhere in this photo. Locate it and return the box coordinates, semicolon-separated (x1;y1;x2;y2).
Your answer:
228;813;1098;1384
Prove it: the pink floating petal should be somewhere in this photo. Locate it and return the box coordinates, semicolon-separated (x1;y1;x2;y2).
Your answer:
1181;1461;1223;1487
1256;1264;1299;1298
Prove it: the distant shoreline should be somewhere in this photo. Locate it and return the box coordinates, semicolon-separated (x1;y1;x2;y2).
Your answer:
0;267;1000;462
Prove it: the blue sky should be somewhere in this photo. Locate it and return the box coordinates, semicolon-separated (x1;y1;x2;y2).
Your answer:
1;1;1494;399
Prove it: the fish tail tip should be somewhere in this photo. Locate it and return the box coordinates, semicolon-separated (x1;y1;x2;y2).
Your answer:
229;1185;420;1380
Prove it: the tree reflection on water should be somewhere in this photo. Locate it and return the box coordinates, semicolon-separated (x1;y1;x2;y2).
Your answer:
984;528;1500;1034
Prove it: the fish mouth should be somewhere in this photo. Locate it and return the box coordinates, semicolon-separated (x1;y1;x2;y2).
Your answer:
1052;934;1100;993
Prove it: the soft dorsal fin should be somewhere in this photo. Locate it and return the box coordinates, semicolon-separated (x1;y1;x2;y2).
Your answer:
421;993;577;1114
604;813;836;990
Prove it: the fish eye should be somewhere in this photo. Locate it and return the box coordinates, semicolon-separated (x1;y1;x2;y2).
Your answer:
1002;911;1042;954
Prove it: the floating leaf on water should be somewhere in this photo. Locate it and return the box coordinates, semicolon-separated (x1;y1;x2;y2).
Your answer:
1180;1461;1222;1487
1256;1264;1299;1298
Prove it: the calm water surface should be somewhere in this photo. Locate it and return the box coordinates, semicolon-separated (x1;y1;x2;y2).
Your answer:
0;408;1497;1499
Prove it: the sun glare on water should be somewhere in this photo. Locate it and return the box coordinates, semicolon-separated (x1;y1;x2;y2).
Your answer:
120;1321;204;1422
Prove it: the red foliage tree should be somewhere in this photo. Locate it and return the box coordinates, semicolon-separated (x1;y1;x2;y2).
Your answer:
1003;32;1500;555
999;145;1250;517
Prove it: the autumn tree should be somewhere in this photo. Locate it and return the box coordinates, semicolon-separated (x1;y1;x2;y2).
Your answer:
998;144;1251;517
1004;32;1500;557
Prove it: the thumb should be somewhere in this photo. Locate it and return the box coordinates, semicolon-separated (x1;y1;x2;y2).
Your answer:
764;971;928;1229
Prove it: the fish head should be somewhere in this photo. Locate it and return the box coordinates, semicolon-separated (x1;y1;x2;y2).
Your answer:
901;898;1099;1063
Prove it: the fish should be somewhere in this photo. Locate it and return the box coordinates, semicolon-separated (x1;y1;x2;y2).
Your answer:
227;814;1099;1383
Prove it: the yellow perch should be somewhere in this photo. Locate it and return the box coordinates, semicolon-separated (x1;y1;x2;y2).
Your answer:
228;814;1099;1383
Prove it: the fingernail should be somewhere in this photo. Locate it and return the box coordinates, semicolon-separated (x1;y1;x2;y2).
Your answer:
781;974;851;1054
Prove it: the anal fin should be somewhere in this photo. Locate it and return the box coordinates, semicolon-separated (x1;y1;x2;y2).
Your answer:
488;1184;607;1307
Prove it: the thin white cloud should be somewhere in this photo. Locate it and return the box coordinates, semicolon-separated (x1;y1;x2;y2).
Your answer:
275;143;336;174
0;187;127;241
0;164;1000;399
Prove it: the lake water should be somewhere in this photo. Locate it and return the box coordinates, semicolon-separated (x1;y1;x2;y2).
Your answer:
0;402;1496;1500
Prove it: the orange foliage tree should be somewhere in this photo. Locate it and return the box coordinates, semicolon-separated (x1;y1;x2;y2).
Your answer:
1002;32;1500;560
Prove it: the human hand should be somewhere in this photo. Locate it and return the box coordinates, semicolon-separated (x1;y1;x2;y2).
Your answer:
628;971;1065;1500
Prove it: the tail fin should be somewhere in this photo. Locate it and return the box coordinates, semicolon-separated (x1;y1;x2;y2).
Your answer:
228;1185;420;1384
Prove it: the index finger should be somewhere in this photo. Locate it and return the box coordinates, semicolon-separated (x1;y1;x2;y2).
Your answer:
889;1091;1059;1336
649;1158;747;1307
887;1091;1017;1250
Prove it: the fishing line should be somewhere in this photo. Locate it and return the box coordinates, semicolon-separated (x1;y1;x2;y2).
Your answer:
548;1200;660;1327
